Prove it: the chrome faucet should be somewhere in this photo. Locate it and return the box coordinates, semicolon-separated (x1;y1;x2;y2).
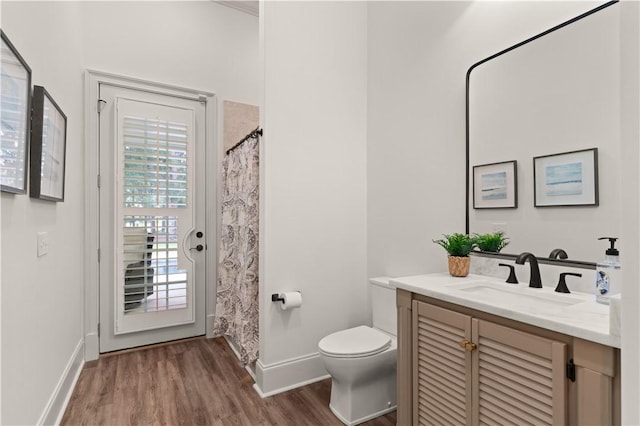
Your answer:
515;252;542;288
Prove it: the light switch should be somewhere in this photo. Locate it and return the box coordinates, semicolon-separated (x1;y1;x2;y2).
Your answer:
37;232;49;257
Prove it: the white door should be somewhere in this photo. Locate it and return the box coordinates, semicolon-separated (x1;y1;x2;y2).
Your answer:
99;84;206;352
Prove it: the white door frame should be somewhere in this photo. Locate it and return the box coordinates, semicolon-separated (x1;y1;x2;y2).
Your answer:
84;70;217;360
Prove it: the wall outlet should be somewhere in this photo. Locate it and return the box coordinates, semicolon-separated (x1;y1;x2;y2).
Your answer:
37;232;49;257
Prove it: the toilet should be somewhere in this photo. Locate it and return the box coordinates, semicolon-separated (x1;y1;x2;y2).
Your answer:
318;277;397;426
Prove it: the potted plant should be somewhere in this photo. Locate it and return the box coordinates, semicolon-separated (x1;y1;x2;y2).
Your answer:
473;231;509;253
433;233;475;277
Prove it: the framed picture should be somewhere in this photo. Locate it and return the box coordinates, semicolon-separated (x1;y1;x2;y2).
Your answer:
473;160;518;209
1;31;32;194
30;85;67;202
533;148;598;207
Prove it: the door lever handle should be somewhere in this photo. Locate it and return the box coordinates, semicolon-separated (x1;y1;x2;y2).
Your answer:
190;244;204;252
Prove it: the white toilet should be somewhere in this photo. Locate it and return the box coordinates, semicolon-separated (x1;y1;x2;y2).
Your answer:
318;277;397;426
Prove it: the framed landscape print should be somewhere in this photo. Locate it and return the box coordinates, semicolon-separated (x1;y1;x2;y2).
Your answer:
0;31;32;193
30;85;67;202
473;160;518;209
533;148;598;207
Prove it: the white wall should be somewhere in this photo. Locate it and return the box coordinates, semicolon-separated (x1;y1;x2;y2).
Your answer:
620;1;640;423
1;2;258;424
80;2;259;101
1;4;85;424
257;1;368;395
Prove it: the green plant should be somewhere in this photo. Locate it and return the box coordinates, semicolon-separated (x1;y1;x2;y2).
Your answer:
433;233;475;257
473;231;509;253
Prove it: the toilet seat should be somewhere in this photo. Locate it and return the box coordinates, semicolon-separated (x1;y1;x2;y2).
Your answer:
318;325;391;358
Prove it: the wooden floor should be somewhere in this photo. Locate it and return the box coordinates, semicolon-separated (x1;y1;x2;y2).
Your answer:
61;337;397;425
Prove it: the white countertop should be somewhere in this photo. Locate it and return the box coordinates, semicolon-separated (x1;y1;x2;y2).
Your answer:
391;273;620;348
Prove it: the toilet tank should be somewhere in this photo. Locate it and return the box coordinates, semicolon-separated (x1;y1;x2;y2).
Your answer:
370;277;397;336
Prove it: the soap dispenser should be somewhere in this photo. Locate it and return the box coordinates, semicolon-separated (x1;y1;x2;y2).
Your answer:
595;237;621;305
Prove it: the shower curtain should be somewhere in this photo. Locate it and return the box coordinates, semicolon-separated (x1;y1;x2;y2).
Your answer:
213;134;260;365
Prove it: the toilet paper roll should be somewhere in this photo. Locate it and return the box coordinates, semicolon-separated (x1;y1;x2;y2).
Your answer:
280;291;302;310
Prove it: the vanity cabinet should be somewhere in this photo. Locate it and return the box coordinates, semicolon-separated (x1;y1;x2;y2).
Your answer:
412;300;566;425
397;290;620;426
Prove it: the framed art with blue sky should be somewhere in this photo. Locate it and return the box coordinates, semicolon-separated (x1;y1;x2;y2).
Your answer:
473;160;517;209
533;148;598;207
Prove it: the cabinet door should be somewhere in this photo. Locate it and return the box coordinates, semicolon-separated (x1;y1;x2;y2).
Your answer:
573;338;618;426
472;319;567;426
413;301;473;426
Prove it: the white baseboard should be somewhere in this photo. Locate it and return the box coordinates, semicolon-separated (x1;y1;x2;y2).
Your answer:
84;331;99;361
253;352;330;398
206;314;216;338
245;364;256;381
38;339;85;426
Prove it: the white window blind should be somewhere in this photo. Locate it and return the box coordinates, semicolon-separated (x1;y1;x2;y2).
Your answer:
120;114;190;314
122;115;188;209
122;215;187;313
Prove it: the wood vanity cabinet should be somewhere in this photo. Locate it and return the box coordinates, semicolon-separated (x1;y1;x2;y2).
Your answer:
397;290;620;426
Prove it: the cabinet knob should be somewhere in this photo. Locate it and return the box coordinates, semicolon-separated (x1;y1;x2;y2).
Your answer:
458;339;477;352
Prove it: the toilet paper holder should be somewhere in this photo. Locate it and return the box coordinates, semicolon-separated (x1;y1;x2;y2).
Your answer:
271;292;300;303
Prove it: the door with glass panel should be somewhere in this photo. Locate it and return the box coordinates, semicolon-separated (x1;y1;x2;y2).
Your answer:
98;84;206;352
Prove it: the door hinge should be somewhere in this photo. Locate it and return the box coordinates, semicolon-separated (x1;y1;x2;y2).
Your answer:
97;174;101;188
97;99;106;113
97;248;101;262
97;323;100;337
566;358;576;382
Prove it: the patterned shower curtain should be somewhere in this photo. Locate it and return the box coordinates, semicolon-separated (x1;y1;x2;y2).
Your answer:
213;134;259;365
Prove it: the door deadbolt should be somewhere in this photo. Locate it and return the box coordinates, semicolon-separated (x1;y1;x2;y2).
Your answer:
190;244;204;252
196;231;203;238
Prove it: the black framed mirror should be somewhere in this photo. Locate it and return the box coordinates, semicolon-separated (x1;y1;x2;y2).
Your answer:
465;1;620;269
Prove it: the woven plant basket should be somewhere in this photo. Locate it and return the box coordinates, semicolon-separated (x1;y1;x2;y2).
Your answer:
448;256;470;277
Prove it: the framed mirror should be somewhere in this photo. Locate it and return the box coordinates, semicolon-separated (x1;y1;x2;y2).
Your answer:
466;1;620;268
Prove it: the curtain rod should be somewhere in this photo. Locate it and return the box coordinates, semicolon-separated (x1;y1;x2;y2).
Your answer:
226;127;263;155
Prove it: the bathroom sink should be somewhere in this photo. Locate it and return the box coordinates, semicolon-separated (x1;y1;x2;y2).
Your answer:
391;272;620;348
457;284;579;307
447;280;586;313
